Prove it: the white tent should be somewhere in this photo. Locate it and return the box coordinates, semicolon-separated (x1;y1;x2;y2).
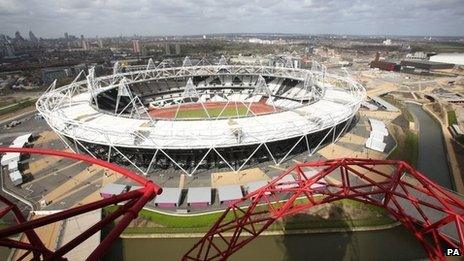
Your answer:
8;161;18;172
1;153;20;166
366;137;386;152
9;171;23;186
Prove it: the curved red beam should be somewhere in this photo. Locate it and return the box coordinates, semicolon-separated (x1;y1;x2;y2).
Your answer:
0;147;161;193
183;158;464;261
0;146;161;260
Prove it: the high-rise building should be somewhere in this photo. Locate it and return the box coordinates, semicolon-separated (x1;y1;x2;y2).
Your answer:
64;32;69;40
98;39;104;48
175;43;181;55
0;34;8;44
132;40;141;53
14;31;24;41
5;44;15;57
82;40;89;50
165;43;171;55
29;31;38;42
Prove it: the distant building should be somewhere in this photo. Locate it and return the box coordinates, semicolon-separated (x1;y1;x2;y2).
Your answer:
82;40;89;50
98;39;103;48
369;52;400;71
307;45;315;54
429;53;464;66
175;43;181;55
64;32;69;40
383;39;392;46
14;31;24;41
400;60;454;72
406;52;427;60
28;31;38;42
165;43;171;55
132;39;140;53
42;67;68;84
5;44;15;57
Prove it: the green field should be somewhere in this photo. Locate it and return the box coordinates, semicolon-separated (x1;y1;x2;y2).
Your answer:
0;98;37;116
176;106;250;118
388;130;419;167
447;110;457;126
105;198;396;235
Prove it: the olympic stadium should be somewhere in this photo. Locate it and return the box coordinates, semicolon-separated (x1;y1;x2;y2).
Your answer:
36;57;365;176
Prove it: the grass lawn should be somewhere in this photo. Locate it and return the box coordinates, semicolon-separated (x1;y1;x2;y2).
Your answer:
382;95;414;122
176;106;250;118
447;110;457;126
105;198;396;235
0;98;37;116
388;130;419;167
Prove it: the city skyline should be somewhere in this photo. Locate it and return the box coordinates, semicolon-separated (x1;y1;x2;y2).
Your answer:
0;0;464;38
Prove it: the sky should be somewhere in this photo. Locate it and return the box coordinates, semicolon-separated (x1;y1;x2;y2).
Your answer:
0;0;464;38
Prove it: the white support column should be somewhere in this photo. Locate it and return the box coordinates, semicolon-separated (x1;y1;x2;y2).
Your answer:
158;149;190;176
263;143;277;165
311;125;337;156
212;148;235;173
74;139;98;158
144;149;159;176
304;134;311;156
56;133;76;153
237;143;263;172
277;135;305;165
190;148;213;176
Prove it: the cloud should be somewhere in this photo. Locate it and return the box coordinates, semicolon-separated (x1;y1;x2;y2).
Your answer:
0;0;463;37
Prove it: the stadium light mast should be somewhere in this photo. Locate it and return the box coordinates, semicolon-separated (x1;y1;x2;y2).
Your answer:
302;73;314;104
115;77;155;122
182;56;192;67
113;61;122;75
218;55;227;66
248;75;276;112
284;57;293;68
179;78;211;119
146;58;156;70
86;67;100;109
115;77;133;114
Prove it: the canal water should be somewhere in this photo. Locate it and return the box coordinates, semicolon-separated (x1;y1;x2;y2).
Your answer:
405;103;452;189
104;104;452;260
104;226;426;261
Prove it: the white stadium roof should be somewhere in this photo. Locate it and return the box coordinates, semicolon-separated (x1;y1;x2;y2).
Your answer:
37;64;365;176
46;89;357;150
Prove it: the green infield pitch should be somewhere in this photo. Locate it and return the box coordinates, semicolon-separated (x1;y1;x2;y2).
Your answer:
175;106;250;118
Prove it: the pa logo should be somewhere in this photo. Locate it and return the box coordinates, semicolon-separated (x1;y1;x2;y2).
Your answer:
445;248;462;256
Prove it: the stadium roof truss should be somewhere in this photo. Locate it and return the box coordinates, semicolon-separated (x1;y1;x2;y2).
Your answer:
37;58;365;176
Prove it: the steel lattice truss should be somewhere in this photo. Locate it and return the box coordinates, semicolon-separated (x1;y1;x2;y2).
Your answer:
184;158;464;261
36;59;365;176
0;147;161;260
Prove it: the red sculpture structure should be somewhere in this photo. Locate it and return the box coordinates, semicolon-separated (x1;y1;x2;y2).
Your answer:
0;147;463;260
0;147;161;260
183;158;464;261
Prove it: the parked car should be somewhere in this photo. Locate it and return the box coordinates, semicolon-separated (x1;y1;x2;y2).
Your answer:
5;120;21;129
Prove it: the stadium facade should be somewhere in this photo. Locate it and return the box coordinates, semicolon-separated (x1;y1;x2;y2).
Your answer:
37;57;365;176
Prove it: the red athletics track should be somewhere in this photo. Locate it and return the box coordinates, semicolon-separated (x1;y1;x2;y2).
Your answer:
148;99;276;118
